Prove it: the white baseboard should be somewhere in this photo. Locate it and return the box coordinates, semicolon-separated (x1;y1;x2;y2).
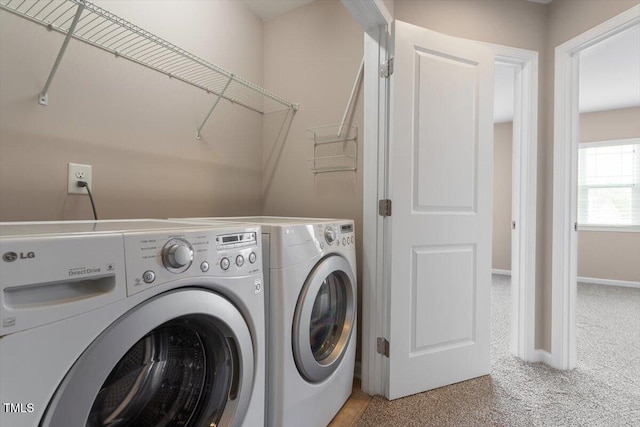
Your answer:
577;276;640;289
530;349;554;366
492;269;512;276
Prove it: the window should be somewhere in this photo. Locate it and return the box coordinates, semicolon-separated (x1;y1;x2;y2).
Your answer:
578;138;640;230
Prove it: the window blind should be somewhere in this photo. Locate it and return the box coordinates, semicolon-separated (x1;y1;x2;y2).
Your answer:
577;139;640;229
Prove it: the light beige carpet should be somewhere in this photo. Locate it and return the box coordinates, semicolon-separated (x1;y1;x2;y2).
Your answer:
355;276;640;426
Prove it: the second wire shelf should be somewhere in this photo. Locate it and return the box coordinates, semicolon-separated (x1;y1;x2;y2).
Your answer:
308;124;357;173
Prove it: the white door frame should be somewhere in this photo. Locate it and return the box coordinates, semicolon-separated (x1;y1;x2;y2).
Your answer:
485;44;539;363
341;0;392;395
343;0;539;395
551;4;640;370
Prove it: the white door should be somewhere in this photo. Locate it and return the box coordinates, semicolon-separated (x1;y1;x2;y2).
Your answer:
386;20;494;399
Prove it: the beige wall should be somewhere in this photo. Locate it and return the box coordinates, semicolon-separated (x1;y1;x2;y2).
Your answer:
0;1;265;221
577;107;640;283
492;108;640;283
261;0;364;357
493;122;513;272
579;107;640;142
1;0;364;359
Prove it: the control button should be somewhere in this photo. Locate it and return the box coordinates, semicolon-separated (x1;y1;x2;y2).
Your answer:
236;255;245;267
351;236;355;244
200;261;210;272
162;239;194;270
249;252;257;264
320;242;324;250
343;238;347;246
220;257;230;271
324;226;336;245
142;270;155;284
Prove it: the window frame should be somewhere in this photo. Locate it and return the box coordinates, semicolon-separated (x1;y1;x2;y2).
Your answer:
577;137;640;232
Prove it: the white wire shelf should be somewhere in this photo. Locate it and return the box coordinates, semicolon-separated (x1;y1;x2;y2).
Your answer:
0;0;299;135
308;124;357;173
308;154;357;174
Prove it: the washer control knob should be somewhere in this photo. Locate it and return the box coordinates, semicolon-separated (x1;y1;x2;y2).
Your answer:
324;227;336;245
143;270;155;283
200;261;210;272
236;255;245;267
249;252;257;264
220;257;230;271
162;240;194;270
343;237;347;246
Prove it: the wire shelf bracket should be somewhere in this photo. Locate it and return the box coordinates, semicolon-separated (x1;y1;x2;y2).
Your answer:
1;0;299;136
196;75;233;140
38;0;85;106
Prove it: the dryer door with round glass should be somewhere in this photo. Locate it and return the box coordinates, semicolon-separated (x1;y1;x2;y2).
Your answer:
41;289;254;427
293;255;356;383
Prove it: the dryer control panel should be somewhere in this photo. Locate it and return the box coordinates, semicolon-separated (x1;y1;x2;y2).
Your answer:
124;227;261;296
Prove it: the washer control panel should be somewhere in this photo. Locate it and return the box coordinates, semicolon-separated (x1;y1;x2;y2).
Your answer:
216;231;257;273
315;221;355;250
124;227;261;296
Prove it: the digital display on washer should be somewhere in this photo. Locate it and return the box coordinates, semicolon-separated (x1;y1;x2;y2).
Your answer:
222;235;239;243
340;224;353;233
217;232;256;248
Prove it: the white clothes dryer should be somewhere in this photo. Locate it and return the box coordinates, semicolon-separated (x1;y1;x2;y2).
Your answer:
175;217;357;427
0;220;265;427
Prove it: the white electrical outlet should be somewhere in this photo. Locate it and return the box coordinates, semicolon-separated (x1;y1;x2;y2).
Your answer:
68;163;93;195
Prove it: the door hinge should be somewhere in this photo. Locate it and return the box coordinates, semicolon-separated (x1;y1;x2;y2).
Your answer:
512;221;516;230
380;57;394;78
574;222;578;231
377;337;389;357
378;199;392;217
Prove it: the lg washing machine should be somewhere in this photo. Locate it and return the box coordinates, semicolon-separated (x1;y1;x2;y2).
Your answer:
0;219;265;427
174;217;357;427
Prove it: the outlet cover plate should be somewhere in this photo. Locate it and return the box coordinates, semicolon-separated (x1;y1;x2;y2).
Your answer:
68;163;92;194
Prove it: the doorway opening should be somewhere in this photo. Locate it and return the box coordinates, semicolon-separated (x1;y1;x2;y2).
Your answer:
491;61;517;365
492;49;539;368
575;23;640;381
491;53;540;369
552;4;639;370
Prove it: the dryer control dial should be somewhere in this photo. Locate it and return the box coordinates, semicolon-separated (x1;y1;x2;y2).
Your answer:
162;238;194;272
324;226;336;245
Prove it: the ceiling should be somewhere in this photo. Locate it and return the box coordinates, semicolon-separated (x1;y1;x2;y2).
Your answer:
241;0;313;21
244;0;553;21
495;23;640;122
579;24;640;114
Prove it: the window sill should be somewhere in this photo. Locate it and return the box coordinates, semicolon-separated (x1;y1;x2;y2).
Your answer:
577;225;640;233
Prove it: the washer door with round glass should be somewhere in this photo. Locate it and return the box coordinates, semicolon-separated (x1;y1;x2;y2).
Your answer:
41;289;254;427
293;255;356;383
